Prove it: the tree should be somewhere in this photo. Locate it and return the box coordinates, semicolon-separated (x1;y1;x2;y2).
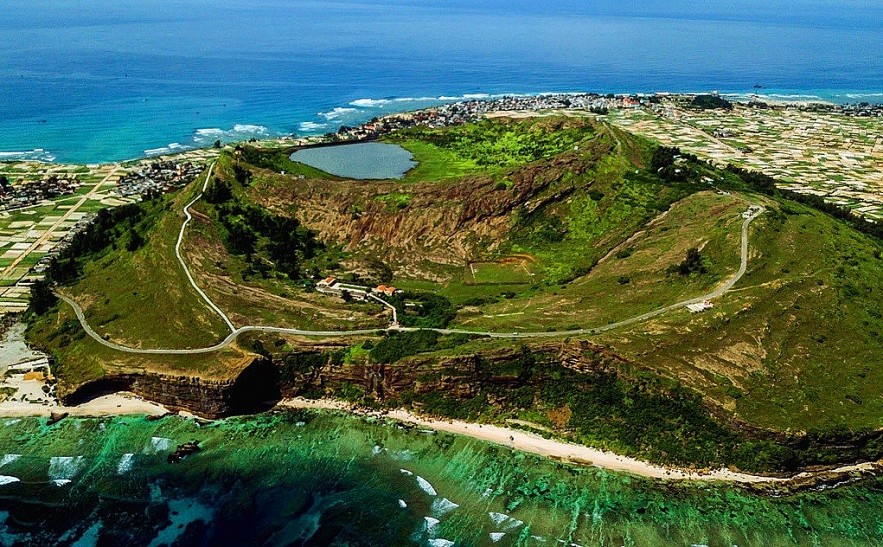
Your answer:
204;179;233;204
126;230;145;252
213;139;222;149
674;247;707;276
28;279;57;316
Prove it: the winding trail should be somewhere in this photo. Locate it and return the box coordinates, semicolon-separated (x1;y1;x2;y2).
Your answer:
57;163;764;352
175;162;236;333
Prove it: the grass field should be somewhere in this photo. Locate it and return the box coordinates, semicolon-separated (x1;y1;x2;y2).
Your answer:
58;175;231;349
22;114;883;448
467;258;537;285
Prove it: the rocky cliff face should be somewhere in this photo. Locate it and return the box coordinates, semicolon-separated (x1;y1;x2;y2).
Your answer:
276;339;622;402
63;358;279;418
248;149;605;280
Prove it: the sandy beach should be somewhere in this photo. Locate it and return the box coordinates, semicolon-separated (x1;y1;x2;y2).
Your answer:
0;392;168;418
278;397;881;485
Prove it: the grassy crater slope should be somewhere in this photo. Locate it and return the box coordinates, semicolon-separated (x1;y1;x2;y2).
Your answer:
25;115;883;470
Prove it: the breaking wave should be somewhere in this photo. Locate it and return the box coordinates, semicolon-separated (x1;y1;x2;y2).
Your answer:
298;121;327;132
415;476;437;496
117;453;135;475
0;148;56;162
0;455;20;468
48;456;84;480
319;107;358;120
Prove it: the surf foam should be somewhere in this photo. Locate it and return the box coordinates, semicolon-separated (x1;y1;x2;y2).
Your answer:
416;476;437;496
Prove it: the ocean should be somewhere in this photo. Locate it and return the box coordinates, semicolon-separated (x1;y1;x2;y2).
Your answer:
2;412;883;546
0;0;881;164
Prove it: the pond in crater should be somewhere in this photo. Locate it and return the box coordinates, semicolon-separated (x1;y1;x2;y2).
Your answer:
290;142;416;180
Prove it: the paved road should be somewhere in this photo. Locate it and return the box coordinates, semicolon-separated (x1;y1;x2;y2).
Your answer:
57;177;763;353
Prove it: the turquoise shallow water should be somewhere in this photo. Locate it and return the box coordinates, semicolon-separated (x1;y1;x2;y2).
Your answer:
0;0;881;163
0;411;882;546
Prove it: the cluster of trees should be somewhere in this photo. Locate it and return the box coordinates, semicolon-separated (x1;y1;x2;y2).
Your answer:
28;198;162;316
207;185;322;280
47;201;157;285
385;291;456;328
369;330;441;364
650;145;698;182
669;247;708;276
727;165;883;242
690;94;733;110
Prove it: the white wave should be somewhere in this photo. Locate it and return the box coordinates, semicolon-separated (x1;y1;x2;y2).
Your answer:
416;476;437;496
52;479;71;487
390;449;414;461
0;475;20;486
144;143;188;156
194;128;225;137
428;540;455;547
431;498;459;517
146;437;172;454
298;121;327;132
350;98;389;107
117;453;134;475
191;124;271;145
489;512;508;526
371;445;382;456
398;499;407;508
481;487;494;499
489;511;523;530
462;93;490;99
0;455;20;467
48;456;84;480
400;468;413;476
232;124;268;133
319;107;357;120
0;148;56;162
843;92;883;99
3;420;21;426
350;96;437;108
423;516;440;533
490;532;506;542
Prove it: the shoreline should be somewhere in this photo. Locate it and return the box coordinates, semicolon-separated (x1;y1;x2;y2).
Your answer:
1;90;880;166
277;398;881;487
1;391;880;489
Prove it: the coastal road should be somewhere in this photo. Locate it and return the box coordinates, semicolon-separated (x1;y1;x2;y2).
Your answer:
57;170;764;353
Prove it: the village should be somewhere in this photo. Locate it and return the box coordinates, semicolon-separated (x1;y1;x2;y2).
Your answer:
608;96;883;221
0;152;214;314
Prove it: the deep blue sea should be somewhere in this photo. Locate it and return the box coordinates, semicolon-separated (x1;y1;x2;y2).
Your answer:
0;0;881;163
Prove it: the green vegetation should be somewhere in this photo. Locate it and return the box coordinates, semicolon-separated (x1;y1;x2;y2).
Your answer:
24;114;883;473
389;117;597;181
207;186;322;280
690;94;733;110
386;291;456;328
47;198;162;284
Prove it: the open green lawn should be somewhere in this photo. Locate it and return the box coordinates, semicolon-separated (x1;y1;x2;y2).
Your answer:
597;199;883;432
61;175;230;349
467;260;536;285
455;191;747;332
